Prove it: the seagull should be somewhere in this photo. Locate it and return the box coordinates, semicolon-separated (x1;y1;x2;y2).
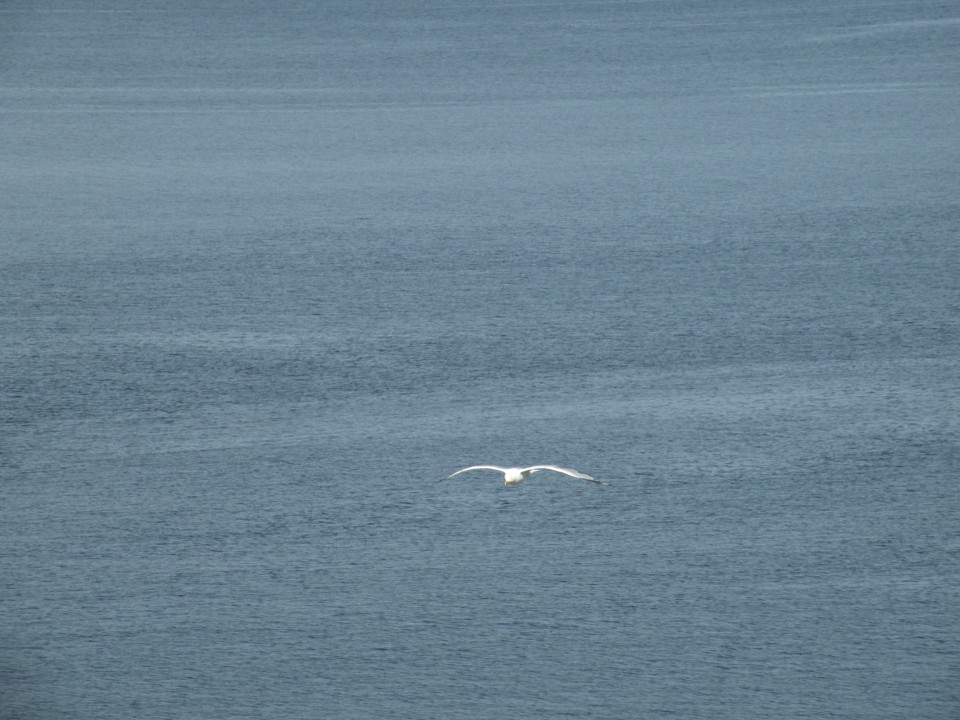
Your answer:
439;465;606;486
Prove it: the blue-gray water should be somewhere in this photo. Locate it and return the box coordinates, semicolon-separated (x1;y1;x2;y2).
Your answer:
2;1;959;718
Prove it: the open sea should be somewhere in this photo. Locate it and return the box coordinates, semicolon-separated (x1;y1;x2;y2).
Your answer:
2;1;959;718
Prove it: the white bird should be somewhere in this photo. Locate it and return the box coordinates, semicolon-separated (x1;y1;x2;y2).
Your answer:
440;465;606;486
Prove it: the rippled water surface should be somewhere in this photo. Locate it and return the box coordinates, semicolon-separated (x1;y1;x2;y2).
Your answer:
2;1;959;718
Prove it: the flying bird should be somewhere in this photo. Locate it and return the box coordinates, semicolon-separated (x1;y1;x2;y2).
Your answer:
439;465;605;486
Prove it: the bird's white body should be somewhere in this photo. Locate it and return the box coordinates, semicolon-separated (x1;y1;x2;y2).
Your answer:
441;464;605;486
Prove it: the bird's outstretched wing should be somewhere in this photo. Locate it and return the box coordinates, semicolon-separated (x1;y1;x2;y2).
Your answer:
437;465;508;483
522;465;606;485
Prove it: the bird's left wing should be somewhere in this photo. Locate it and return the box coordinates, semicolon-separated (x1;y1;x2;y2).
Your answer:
437;465;506;483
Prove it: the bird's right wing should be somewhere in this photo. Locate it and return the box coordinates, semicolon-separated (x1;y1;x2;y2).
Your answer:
523;465;607;485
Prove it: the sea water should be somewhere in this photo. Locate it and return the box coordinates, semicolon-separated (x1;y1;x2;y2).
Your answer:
1;1;958;718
